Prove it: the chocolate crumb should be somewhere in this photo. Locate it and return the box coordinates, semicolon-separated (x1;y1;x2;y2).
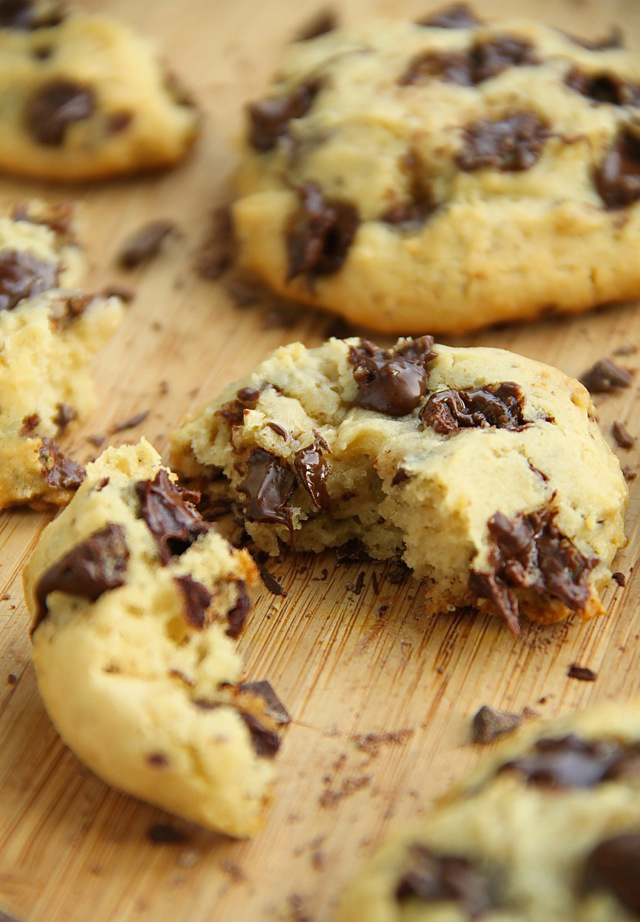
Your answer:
238;679;291;724
612;421;636;449
612;571;626;587
110;410;150;433
386;560;410;584
53;402;77;434
147;823;188;845
471;705;522;744
568;663;598;682
174;574;212;630
7;673;17;685
347;571;366;595
19;413;40;436
87;433;106;448
581;357;633;393
118;221;175;269
146;752;169;768
257;560;287;596
623;465;637;481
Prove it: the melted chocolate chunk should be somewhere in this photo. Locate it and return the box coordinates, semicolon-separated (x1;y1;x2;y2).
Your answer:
118;220;175;269
13;200;75;239
226;581;251;637
238;680;291;724
286;182;359;281
238;449;296;528
470;507;596;634
0;249;58;311
239;712;280;758
421;382;526;434
0;0;64;29
565;68;640;106
395;844;492;918
39;437;85;491
416;4;480;28
580;356;633;392
498;734;629;788
294;8;337;41
34;523;129;627
584;833;640;914
348;336;436;417
457;112;549;172
596;128;640;209
294;441;330;511
135;469;209;563
53;402;77;433
174;574;212;630
400;36;537;87
399;50;473;87
26;79;95;145
248;82;320;152
218;386;262;428
382;150;435;228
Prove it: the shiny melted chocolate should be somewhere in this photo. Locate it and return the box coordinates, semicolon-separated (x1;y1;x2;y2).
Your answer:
348;336;436;417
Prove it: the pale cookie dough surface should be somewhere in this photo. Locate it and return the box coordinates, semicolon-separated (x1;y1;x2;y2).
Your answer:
0;2;199;180
234;6;640;333
22;440;285;838
337;701;640;922
171;336;627;633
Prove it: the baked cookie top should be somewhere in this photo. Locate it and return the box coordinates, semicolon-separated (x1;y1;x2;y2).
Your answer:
22;440;284;837
0;2;199;180
233;6;640;332
170;336;627;634
337;700;640;922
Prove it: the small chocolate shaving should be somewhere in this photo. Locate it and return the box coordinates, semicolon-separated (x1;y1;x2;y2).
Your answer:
349;336;436;417
110;410;150;434
348;571;366;595
0;248;59;311
583;833;640;914
567;663;597;682
248;82;320;152
174;575;212;630
294;441;330;511
39;437;85;491
294;8;337;41
457;111;549;172
395;844;492;917
286;182;359;281
26;79;94;145
416;4;480;28
421;382;526;433
147;823;188;845
623;466;637;481
471;705;522;744
34;523;128;627
612;421;636;449
118;221;175;269
392;467;409;486
239;712;280;758
226;581;251;637
238;449;296;529
580;357;633;393
135;469;209;563
257;561;287;597
596;129;640;209
238;680;291;724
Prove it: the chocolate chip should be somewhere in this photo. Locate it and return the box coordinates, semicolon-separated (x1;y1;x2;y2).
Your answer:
416;4;480;28
400;36;537;87
623;465;638;481
596;128;640;209
53;402;77;433
294;441;330;511
34;522;129;628
584;833;640;914
110;410;150;434
565;68;640;106
39;438;85;492
26;79;94;145
471;705;522;744
118;221;175;269
238;449;296;529
248;82;320;152
470;507;597;634
612;421;636;449
348;336;436;417
106;110;133;134
0;0;64;29
391;467;410;486
395;844;492;918
0;249;59;311
286;182;359;281
239;712;280;758
567;663;597;681
294;8;337;41
218;386;262;429
399;50;473;87
226;581;251;637
580;357;633;392
421;382;526;434
498;734;624;788
19;413;40;437
238;680;291;724
381;149;435;229
135;469;209;563
146;752;169;768
174;574;212;630
147;823;188;845
456;112;549;172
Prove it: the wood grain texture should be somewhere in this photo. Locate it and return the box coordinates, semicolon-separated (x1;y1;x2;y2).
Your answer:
1;1;640;920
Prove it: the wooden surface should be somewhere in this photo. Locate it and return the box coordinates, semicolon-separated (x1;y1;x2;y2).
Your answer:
2;1;640;919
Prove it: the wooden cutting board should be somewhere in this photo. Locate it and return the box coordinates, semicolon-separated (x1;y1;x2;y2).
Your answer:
1;1;640;919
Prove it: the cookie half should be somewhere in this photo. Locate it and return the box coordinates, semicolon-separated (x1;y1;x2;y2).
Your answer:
234;7;640;332
0;3;199;180
170;336;627;633
337;700;640;922
22;440;285;837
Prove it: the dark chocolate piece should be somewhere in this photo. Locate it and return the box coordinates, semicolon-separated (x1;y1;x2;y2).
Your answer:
470;507;596;634
26;79;94;145
135;469;209;563
226;581;251;637
348;336;436;417
399;50;473;87
174;574;212;630
584;833;640;915
457;111;549;172
421;382;526;433
391;467;410;486
612;421;636;449
238;449;296;529
381;149;434;229
294;441;330;511
580;357;633;392
0;249;58;311
395;844;491;918
118;221;175;269
567;663;597;682
416;4;480;28
239;712;280;758
565;68;640;106
238;679;291;724
294;8;337;41
218;386;262;429
471;705;522;744
39;437;85;491
400;36;537;87
53;402;77;433
596;129;640;209
257;560;287;596
612;571;626;586
110;410;150;434
286;182;359;281
498;734;630;788
147;823;187;845
34;523;128;627
0;0;64;29
248;82;320;152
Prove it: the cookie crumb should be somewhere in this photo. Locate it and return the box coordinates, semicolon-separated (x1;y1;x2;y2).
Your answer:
111;410;150;433
612;421;636;449
567;663;597;681
580;357;633;393
118;221;175;269
471;705;523;744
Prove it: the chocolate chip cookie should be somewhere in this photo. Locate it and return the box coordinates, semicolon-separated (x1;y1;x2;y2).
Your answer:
22;440;285;837
233;6;640;332
0;2;199;180
338;700;640;921
170;336;627;634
